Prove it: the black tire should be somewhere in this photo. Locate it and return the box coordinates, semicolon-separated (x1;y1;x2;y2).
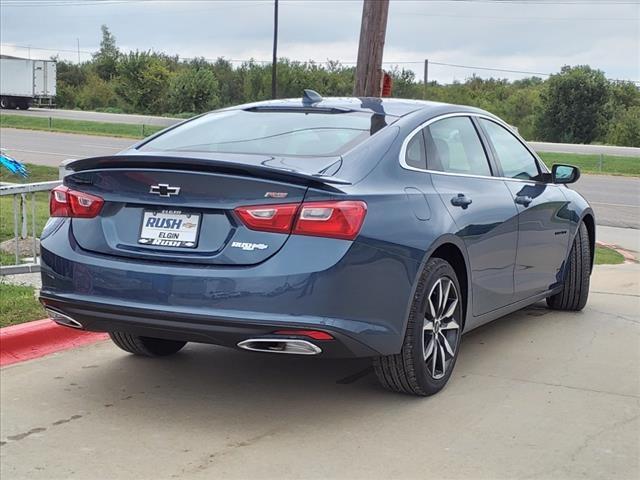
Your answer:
0;97;7;109
374;258;463;396
546;222;591;311
109;332;186;357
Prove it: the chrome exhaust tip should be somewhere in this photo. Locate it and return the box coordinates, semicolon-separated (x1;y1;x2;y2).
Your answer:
45;308;83;329
237;338;322;355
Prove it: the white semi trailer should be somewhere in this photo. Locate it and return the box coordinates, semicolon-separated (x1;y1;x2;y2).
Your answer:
0;55;57;110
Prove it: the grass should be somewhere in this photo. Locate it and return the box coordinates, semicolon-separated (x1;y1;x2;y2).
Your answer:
594;245;625;265
538;152;640;177
0;164;58;265
0;114;164;139
0;282;46;327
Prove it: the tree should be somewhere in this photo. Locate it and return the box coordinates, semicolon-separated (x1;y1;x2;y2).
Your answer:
115;51;170;114
607;106;640;147
93;25;120;81
169;64;219;114
536;65;610;143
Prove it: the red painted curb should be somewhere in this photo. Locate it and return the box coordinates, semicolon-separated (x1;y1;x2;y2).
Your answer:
0;319;108;367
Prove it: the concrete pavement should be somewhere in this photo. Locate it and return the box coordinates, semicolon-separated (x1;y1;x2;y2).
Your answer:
529;140;640;158
1;264;639;479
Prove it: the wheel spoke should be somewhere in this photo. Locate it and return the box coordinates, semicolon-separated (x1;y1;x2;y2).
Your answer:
430;338;438;377
437;280;444;317
428;296;437;319
440;332;455;356
441;319;460;331
443;296;458;319
438;344;446;378
424;321;434;332
424;337;435;360
440;279;451;317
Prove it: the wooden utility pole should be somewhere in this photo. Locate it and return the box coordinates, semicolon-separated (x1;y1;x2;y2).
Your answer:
271;0;279;99
423;59;429;98
353;0;389;97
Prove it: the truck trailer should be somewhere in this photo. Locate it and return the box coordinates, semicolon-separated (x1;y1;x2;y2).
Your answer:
0;55;57;109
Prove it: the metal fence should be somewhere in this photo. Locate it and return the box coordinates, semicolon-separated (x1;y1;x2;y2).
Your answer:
0;180;61;275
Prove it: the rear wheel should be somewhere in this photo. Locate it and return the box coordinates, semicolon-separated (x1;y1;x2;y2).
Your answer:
374;258;463;396
109;332;186;357
546;222;591;311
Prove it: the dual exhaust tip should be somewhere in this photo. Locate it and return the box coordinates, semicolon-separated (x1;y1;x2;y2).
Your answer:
237;338;322;355
45;308;84;329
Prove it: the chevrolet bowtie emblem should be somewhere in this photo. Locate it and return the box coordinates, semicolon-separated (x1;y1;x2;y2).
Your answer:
149;184;181;197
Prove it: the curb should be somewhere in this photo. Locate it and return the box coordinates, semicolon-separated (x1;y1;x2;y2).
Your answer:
0;319;108;367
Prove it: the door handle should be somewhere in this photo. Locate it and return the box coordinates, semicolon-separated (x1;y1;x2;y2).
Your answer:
515;195;533;207
451;193;472;209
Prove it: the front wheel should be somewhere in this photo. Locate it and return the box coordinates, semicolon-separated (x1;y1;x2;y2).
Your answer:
546;222;591;311
374;258;463;396
109;332;187;357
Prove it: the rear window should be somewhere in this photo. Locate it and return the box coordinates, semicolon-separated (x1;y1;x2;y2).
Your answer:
139;109;391;157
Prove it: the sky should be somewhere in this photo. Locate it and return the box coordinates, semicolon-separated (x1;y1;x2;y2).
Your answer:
1;0;639;84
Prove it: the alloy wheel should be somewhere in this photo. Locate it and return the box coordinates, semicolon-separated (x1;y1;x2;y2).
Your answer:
423;276;460;379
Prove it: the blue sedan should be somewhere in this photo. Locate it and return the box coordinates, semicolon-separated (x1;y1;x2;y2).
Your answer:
39;91;594;396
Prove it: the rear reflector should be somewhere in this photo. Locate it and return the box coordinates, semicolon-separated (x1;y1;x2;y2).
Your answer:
50;185;104;218
235;200;366;240
273;330;334;340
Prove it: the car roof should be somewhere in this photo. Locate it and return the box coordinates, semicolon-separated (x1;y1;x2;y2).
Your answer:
227;97;474;118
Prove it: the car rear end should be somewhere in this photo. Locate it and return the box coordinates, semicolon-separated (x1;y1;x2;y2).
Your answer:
39;104;414;358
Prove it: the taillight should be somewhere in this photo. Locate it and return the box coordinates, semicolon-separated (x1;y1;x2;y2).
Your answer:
50;185;104;218
234;200;366;240
234;203;299;234
293;201;367;240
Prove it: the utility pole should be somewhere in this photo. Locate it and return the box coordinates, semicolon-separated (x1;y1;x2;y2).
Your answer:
271;0;279;99
77;38;81;64
353;0;389;97
423;59;429;98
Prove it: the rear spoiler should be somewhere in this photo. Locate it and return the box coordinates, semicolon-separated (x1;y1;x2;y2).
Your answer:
66;154;352;192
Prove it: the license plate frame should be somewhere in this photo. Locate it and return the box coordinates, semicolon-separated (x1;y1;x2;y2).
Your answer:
138;209;201;249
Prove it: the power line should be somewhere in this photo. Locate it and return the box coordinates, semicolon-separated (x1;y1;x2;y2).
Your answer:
2;43;638;84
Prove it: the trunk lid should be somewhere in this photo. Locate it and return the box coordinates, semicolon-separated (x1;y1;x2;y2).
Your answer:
65;152;348;265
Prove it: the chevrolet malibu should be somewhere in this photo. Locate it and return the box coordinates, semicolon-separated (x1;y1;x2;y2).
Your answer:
39;92;594;396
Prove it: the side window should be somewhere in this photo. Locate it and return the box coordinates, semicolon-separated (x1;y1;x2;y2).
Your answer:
425;117;492;176
404;129;427;170
479;119;540;180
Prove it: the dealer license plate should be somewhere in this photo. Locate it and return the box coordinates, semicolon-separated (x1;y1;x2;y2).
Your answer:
138;210;201;248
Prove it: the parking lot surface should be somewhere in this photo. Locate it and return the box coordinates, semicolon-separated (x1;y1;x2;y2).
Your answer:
1;264;639;479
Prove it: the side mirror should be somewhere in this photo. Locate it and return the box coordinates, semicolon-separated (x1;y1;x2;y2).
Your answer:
552;164;580;184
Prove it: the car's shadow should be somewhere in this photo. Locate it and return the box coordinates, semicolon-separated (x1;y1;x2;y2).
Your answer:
61;301;561;427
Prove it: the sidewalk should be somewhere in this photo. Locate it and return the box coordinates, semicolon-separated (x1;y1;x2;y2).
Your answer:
597;225;639;257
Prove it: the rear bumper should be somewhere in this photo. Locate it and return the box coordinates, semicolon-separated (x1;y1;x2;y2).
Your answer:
39;221;421;357
39;295;376;358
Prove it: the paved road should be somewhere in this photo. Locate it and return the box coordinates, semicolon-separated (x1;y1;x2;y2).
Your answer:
0;128;135;167
529;141;640;158
1;108;178;127
4;108;640;157
1;127;638;228
1;264;638;479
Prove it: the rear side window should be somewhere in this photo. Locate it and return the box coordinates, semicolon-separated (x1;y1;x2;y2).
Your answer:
139;109;392;157
425;117;492;176
404;130;427;169
479;119;540;180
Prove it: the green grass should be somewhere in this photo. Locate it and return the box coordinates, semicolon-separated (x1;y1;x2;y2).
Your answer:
594;245;625;265
0;282;46;327
539;152;640;177
0;114;164;139
0;164;58;265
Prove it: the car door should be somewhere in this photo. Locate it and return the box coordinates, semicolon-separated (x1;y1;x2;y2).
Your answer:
477;117;572;302
422;116;519;317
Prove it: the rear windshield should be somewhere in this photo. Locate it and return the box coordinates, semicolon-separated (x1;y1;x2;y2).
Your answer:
139;109;391;157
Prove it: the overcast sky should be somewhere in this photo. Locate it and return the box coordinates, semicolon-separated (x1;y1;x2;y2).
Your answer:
1;0;639;84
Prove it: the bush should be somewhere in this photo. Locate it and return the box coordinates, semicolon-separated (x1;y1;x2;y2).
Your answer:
168;66;219;113
607;106;640;147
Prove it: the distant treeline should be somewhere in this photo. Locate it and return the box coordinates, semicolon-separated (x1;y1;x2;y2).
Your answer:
54;26;640;146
